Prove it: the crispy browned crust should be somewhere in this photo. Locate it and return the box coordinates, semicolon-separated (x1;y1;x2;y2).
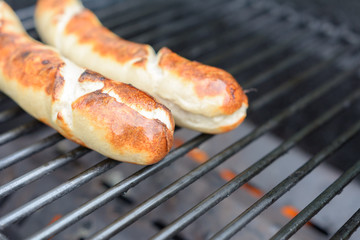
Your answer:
0;31;80;143
65;9;149;67
36;0;73;23
75;70;174;163
35;0;248;133
158;47;248;115
36;0;149;65
62;7;248;115
0;5;174;164
0;34;65;100
72;91;173;164
80;69;172;113
219;115;246;133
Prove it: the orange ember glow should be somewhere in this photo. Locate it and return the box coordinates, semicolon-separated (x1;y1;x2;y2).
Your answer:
281;205;312;226
219;169;237;181
47;214;62;225
174;137;209;163
47;214;62;240
173;138;185;148
242;183;264;198
187;148;209;163
219;169;264;198
281;205;299;219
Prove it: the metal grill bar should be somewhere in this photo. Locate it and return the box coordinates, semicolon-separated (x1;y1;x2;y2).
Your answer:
153;0;264;50
242;52;307;88
14;5;34;20
111;0;220;39
188;32;312;92
27;134;211;240
249;50;345;111
2;2;306;238
22;34;324;236
271;159;360;240
0;133;63;171
0;107;22;124
201;20;307;67
202;36;316;82
0;232;8;240
204;35;270;67
131;0;238;43
186;28;311;90
105;2;184;35
0;120;41;146
331;208;360;240
1;1;358;239
0;146;90;200
94;0;158;27
88;64;354;240
93;0;244;54
210;121;360;240
226;31;305;75
0;93;8;104
148;88;360;240
178;7;284;58
188;31;272;69
0;157;116;230
23;0;136;31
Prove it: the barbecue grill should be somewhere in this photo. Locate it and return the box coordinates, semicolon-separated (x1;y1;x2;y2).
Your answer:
1;0;360;239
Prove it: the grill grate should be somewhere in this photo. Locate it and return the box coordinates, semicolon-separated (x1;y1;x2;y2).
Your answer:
1;0;360;239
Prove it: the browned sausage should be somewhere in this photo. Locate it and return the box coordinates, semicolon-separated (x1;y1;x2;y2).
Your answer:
35;0;248;134
0;1;174;165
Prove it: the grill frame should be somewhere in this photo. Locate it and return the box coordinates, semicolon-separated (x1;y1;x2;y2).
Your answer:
0;0;360;239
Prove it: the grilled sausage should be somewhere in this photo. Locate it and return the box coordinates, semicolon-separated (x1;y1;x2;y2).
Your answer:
35;0;248;134
0;1;174;165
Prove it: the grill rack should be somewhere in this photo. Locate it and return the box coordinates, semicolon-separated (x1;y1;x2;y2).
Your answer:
0;0;360;239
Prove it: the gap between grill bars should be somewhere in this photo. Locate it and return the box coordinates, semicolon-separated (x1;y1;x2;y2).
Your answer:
1;0;360;239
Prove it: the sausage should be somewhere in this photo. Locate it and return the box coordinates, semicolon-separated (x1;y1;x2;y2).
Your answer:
35;0;248;134
0;1;174;165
